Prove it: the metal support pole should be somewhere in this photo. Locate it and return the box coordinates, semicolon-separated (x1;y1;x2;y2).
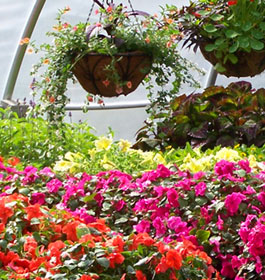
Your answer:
2;0;46;100
204;66;218;88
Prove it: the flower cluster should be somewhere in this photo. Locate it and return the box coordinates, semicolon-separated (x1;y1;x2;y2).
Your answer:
0;149;264;278
0;193;216;279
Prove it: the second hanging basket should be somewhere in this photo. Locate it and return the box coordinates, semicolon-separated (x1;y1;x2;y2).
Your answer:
72;51;152;98
200;42;265;78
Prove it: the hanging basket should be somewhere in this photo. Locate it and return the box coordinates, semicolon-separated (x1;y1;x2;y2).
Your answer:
199;42;265;77
72;51;152;97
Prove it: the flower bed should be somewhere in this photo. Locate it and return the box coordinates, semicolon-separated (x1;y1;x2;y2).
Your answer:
0;149;264;279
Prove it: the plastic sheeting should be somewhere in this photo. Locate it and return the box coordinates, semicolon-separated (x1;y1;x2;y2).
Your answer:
1;0;264;140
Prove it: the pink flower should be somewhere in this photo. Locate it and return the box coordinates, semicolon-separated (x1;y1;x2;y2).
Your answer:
134;220;150;233
167;216;188;235
167;188;179;207
194;182;207;196
216;215;224;230
231;255;247;269
30;192;46;205
47;178;62;193
193;171;205;180
243;185;256;195
221;260;236;278
115;200;126;211
225;192;246;216
152;217;166;237
238;159;251;173
257;192;265;207
39;167;55;177
214;160;235;177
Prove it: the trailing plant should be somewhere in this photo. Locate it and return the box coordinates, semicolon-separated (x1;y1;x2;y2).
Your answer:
134;81;265;151
25;3;201;130
166;0;265;75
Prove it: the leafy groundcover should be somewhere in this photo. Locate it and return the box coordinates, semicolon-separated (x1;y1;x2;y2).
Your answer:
0;145;264;279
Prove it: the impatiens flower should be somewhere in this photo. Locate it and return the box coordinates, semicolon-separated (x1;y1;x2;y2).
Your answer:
114;199;126;211
153;217;166;237
135;270;147;280
225;192;246;215
134;220;151;233
25;204;44;221
166;249;182;270
107;252;125;268
62;221;80;241
215;160;235;177
238;159;251;173
30;192;46;205
167;216;188;235
46;178;62;193
167;188;179;207
7;156;20;166
194;181;207;196
216;215;224;230
0;199;14;224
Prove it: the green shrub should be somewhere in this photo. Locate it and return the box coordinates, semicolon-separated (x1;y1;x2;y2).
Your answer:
135;81;265;151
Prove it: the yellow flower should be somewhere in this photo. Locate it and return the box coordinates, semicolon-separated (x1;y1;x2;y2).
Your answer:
88;149;97;160
95;136;112;151
53;160;74;172
215;147;241;162
64;152;83;162
118;139;132;152
153;153;166;165
100;154;116;170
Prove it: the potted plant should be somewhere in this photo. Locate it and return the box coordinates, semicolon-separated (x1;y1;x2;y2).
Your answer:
25;1;200;125
166;0;265;77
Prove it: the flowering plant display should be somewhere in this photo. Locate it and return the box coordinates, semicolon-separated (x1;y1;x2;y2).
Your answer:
167;0;265;75
0;190;217;279
0;148;264;279
26;3;200;126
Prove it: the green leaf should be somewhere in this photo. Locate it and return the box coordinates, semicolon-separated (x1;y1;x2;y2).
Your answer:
76;227;90;239
225;30;240;38
96;257;110;269
196;229;210;243
114;217;128;224
195;197;208;206
229;41;239;53
204;44;216;52
203;24;217;33
33;232;42;243
19;188;30;196
259;22;265;30
83;193;97;203
251;29;264;40
210;14;224;21
0;240;8;250
241;22;252;32
227;53;238;64
238;36;250;48
214;63;226;73
250;39;264;50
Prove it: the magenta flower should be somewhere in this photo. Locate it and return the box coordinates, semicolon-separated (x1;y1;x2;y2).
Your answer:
46;178;62;193
167;216;188;235
39;167;55;177
30;192;46;205
193;171;205;180
152;217;166;237
194;182;207;196
238;159;251;173
114;200;126;211
167;188;179;207
225;192;246;216
215;160;235;177
216;215;224;230
257;192;265;207
134;220;150;233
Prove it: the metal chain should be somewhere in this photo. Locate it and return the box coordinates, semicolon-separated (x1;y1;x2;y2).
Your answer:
84;1;95;31
127;0;135;13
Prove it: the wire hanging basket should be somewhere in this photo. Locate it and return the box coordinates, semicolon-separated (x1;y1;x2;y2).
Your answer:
72;0;153;97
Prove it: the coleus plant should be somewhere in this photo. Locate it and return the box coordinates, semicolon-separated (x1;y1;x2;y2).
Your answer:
135;81;265;151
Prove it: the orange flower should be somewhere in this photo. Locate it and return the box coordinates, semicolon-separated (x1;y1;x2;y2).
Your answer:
135;270;147;280
106;6;113;13
107;252;125;268
0;200;13;225
88;219;110;233
79;234;96;248
131;233;155;250
0;155;3;162
43;59;50;64
24;236;38;258
26;47;34;54
0;223;5;233
166;249;182;270
145;37;150;44
7;156;20;166
155;255;169;274
126;81;132;89
49;96;55;103
25;204;44;221
62;221;80;241
80;276;93;280
102;80;110;87
19;37;30;45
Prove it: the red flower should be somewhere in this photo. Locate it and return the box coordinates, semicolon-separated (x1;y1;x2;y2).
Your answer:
0;251;19;266
228;0;237;5
135;270;147;280
24;236;38;258
107;252;125;268
166;249;182;270
62;221;80;241
131;232;155;250
155;255;169;274
80;276;93;280
0;199;14;225
7;156;20;166
25;204;44;221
